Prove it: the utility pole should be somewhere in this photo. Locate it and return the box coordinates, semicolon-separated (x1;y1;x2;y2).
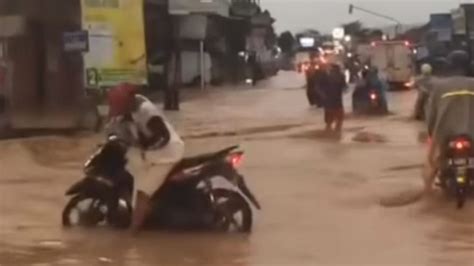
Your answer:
349;4;402;36
463;4;474;76
165;15;180;111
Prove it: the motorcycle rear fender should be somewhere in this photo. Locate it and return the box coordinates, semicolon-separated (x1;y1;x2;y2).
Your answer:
206;163;262;210
65;177;114;197
65;178;87;196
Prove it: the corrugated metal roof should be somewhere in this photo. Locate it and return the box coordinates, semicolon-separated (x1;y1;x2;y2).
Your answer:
169;0;230;17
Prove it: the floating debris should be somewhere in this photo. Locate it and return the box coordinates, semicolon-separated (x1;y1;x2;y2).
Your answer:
98;257;113;263
352;131;387;143
38;240;64;249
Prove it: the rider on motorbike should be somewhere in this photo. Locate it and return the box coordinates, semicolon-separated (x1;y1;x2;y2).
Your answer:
352;67;388;113
423;51;474;194
414;64;433;120
369;67;389;110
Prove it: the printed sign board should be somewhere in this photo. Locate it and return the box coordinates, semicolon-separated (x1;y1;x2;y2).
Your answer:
81;0;147;87
63;31;89;52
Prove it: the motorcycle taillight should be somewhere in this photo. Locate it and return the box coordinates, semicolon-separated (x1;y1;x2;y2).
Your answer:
450;139;471;150
369;92;377;100
227;152;244;168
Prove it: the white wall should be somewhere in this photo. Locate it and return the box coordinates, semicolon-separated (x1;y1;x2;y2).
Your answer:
180;51;212;84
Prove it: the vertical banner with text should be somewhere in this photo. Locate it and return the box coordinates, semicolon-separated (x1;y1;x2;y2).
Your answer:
81;0;147;88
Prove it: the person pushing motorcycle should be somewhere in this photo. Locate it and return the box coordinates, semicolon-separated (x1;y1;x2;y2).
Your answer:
107;83;185;229
423;51;474;195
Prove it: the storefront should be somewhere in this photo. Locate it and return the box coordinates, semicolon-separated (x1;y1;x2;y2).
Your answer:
0;0;84;130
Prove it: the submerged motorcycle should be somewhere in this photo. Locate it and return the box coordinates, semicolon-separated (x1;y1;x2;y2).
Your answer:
134;145;260;232
62;135;132;228
437;135;474;209
62;136;260;232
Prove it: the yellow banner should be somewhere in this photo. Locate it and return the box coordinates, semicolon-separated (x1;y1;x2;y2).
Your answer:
81;0;147;87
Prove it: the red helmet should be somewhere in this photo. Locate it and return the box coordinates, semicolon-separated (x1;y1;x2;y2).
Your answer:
107;83;138;117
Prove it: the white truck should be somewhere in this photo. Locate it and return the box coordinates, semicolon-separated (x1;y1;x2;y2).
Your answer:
369;41;415;89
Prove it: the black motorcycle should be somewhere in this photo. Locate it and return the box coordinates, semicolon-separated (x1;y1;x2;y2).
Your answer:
138;145;260;232
352;88;388;115
62;135;133;228
63;138;260;232
438;135;474;208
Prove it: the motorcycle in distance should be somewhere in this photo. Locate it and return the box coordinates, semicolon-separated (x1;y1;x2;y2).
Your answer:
242;51;259;87
62;136;260;233
352;88;388;115
437;135;474;209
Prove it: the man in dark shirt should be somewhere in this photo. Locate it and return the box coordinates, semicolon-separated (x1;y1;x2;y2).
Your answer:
321;64;347;135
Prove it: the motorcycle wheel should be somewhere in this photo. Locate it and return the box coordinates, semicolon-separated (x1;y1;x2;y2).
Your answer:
212;189;253;233
456;189;466;209
62;195;108;227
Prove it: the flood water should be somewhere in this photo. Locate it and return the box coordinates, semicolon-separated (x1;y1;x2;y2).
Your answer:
1;73;474;265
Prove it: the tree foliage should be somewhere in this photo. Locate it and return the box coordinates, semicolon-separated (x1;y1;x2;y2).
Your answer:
278;31;295;53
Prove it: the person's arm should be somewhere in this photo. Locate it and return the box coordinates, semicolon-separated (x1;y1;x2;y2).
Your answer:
142;116;171;150
426;87;440;137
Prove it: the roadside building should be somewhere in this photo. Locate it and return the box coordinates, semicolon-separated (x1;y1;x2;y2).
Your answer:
0;0;84;132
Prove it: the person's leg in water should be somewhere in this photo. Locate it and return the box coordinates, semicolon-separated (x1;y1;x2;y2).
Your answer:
108;169;134;227
334;108;344;136
324;108;334;133
423;139;439;195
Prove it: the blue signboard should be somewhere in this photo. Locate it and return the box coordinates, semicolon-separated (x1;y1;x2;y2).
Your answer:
63;31;89;52
430;14;453;42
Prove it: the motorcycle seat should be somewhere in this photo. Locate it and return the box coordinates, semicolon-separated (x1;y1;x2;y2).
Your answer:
167;146;240;177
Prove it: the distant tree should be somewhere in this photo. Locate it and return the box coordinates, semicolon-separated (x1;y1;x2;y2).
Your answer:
302;29;320;36
342;20;384;43
278;31;295;53
370;29;384;38
343;21;363;36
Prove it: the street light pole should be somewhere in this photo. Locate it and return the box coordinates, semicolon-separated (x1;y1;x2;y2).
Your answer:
349;4;402;36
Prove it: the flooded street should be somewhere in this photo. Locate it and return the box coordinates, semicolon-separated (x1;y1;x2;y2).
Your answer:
1;72;474;266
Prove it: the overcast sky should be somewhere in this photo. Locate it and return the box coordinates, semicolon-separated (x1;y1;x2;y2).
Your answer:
260;0;470;33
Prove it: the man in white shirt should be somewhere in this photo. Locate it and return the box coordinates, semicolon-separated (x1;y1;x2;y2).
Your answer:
107;83;184;163
107;83;185;230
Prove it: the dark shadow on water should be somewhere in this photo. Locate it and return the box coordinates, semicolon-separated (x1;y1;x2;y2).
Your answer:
0;229;253;266
184;123;308;140
384;164;423;172
351;131;388;144
289;129;342;142
378;190;424;208
348;110;395;120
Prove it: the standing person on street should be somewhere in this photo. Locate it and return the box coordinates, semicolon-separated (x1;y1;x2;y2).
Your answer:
413;63;433;120
310;63;327;108
322;64;347;136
